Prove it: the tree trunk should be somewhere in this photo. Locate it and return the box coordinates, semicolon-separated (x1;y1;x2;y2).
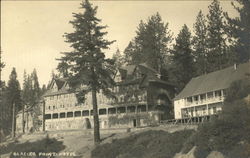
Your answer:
22;104;25;133
26;111;29;132
12;102;15;138
42;100;45;132
92;88;100;144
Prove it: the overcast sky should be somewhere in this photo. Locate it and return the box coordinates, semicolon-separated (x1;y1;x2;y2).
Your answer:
1;0;237;87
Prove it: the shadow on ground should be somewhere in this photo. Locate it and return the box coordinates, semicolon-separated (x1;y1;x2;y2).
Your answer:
0;135;66;158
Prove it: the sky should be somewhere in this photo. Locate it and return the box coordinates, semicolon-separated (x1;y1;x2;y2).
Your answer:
1;0;238;87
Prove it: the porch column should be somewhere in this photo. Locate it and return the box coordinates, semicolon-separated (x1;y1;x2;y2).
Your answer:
206;104;209;116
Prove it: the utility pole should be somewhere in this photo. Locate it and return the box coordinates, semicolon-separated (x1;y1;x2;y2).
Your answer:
22;104;25;133
42;100;45;132
12;102;16;138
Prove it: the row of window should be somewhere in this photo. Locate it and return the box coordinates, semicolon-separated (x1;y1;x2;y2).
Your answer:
45;105;147;119
182;102;222;118
47;93;75;101
186;90;225;104
46;93;147;110
46;103;78;110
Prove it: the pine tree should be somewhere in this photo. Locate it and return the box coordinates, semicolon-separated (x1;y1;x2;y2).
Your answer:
206;0;233;72
58;0;115;144
112;48;124;68
192;10;209;76
41;84;47;95
21;70;28;133
57;60;70;78
224;0;250;63
31;69;41;105
123;41;139;65
170;25;195;92
124;13;172;72
6;68;21;137
0;49;5;140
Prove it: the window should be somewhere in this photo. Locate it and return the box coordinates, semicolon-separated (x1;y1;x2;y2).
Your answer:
52;113;58;119
82;110;89;116
74;111;81;117
127;106;135;113
99;109;107;115
207;92;213;99
117;107;126;113
67;112;73;118
187;97;192;103
45;114;51;120
194;96;198;102
108;108;116;114
60;113;65;118
200;94;206;101
215;90;222;97
137;105;146;112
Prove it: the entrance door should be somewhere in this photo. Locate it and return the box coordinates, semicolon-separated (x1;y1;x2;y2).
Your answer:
133;119;136;127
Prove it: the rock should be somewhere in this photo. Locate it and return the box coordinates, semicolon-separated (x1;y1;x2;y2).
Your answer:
206;151;224;158
173;146;196;158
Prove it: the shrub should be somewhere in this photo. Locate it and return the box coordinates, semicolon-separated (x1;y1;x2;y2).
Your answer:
91;129;194;158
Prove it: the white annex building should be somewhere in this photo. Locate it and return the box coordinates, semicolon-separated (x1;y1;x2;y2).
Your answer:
174;62;250;119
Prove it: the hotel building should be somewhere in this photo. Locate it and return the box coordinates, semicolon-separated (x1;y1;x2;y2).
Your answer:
43;64;175;131
174;62;250;119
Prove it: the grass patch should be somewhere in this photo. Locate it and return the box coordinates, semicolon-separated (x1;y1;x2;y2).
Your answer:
91;129;194;158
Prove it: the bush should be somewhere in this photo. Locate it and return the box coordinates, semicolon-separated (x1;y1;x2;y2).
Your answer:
91;129;194;158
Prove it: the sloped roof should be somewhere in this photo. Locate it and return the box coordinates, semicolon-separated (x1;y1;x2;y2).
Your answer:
44;78;76;97
121;65;136;76
174;62;250;100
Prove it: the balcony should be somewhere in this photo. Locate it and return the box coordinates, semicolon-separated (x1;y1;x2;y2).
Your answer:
185;96;224;107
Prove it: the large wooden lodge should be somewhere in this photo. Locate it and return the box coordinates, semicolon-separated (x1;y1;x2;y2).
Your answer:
43;64;175;131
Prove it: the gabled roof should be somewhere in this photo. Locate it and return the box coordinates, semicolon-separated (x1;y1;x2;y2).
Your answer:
44;78;75;97
174;62;250;100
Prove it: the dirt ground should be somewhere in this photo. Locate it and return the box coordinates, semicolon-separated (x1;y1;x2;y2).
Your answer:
0;125;197;158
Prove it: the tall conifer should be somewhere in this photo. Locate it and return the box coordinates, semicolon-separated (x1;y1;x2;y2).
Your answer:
192;10;209;75
6;68;21;137
206;0;233;72
224;0;250;63
170;25;195;92
124;13;172;72
58;0;115;144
